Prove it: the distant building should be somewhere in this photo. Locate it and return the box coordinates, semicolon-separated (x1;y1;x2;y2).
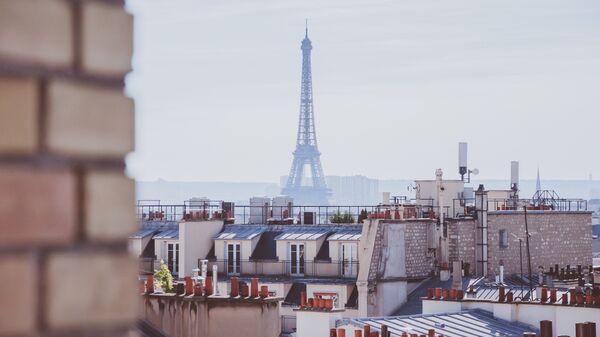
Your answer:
326;175;380;205
280;174;380;206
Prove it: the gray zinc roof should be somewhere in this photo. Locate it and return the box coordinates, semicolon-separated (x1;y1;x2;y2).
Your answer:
214;225;267;240
341;310;537;337
153;229;179;239
327;229;361;241
130;227;159;239
274;227;331;241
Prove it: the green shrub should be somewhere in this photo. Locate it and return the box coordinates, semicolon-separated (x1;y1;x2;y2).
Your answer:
330;211;354;224
154;260;174;293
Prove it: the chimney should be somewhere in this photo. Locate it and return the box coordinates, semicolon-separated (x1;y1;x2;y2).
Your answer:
205;276;213;296
184;276;193;296
250;278;259;297
145;275;154;294
586;321;596;337
230;277;239;297
194;282;203;296
381;325;388;337
260;285;269;298
540;320;552;337
363;325;371;337
550;288;557;303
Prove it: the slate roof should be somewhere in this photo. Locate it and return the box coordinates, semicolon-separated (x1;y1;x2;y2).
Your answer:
250;231;282;260
341;310;538;337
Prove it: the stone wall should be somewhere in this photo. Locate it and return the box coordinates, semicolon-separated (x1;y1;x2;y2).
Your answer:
371;220;434;281
0;1;136;336
486;211;592;276
404;221;434;278
447;218;477;275
141;295;281;337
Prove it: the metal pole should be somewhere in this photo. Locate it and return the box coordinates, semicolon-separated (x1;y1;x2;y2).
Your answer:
519;239;523;295
524;206;534;300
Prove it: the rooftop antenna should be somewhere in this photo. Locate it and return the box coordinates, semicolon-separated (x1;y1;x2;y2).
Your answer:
458;142;478;183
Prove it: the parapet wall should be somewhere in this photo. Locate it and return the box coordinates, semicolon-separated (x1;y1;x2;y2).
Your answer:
141;294;281;337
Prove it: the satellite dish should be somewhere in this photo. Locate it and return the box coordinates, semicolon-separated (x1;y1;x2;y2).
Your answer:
471;168;479;175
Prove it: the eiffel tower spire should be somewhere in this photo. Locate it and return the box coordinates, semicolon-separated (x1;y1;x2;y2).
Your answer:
281;25;329;205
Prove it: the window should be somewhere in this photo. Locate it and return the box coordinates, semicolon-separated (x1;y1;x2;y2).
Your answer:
290;243;305;276
227;243;241;275
341;243;358;277
167;243;179;274
499;230;508;249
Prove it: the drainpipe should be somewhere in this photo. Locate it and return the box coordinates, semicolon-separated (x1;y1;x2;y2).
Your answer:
475;186;488;277
436;169;448;266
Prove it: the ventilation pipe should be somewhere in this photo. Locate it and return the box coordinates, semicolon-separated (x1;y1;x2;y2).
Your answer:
212;265;218;295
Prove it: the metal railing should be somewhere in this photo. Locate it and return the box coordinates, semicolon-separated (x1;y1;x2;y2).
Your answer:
137;201;438;225
137;196;588;224
452;197;587;217
200;259;359;279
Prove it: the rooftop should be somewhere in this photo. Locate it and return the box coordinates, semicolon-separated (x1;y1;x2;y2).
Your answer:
340;310;538;337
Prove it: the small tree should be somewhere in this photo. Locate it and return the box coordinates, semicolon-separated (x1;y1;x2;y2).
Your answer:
330;211;354;224
357;209;368;223
154;260;174;293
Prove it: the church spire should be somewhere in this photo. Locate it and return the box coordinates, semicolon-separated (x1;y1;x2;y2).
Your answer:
536;167;541;192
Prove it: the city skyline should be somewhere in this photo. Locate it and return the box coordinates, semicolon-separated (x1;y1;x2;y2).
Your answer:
126;0;600;182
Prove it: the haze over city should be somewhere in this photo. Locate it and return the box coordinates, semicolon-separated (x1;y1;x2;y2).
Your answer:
126;0;600;183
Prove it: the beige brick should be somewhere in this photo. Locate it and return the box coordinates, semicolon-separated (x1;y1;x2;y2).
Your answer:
82;2;133;76
47;80;134;157
85;171;136;241
0;77;38;153
0;0;72;68
0;166;77;246
45;251;139;329
0;254;38;336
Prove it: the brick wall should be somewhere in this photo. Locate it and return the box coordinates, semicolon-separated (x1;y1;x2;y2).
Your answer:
447;218;476;275
486;211;592;276
0;1;137;336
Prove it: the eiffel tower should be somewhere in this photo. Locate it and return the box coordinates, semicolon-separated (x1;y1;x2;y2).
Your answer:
281;25;329;205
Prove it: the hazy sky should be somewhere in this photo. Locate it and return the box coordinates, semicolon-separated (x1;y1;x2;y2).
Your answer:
125;0;600;183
